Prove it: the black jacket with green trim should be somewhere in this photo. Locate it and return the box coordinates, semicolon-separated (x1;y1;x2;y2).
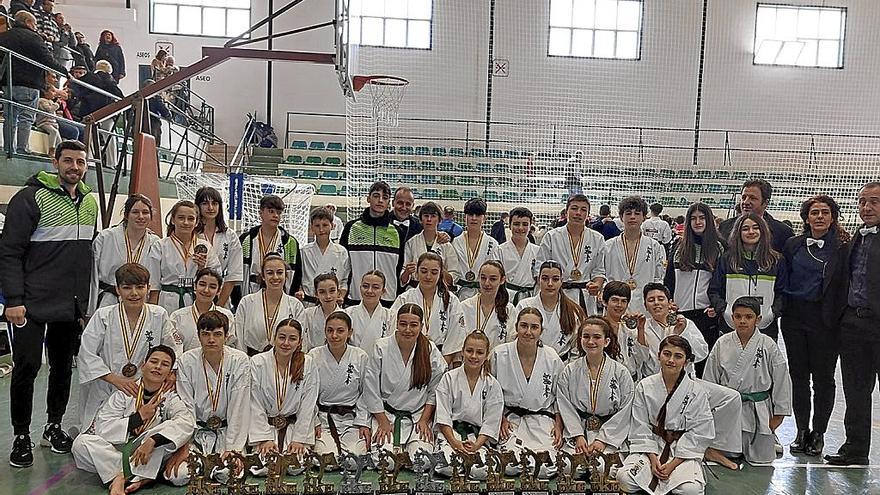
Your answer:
340;208;405;305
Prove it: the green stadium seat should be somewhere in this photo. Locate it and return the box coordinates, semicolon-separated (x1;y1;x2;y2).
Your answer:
322;170;341;180
281;169;297;178
714;170;730;180
732;171;748;181
677;170;694;179
440;175;456;185
415;146;430;156
468;148;485;158
439;162;454;171
327;142;344;151
423;188;440;199
305;156;322;165
385;159;399;168
409;188;420;198
494;163;510;175
459;176;476;186
399;146;415;155
502;191;517;202
420;161;437;171
422;175;438;183
660;169;676;179
485;191;500;202
301;170;320;179
719;198;734;209
503;150;519;160
496;177;513;188
292;140;307;150
432;147;447;156
660;196;675;205
688;184;706;193
442;189;460;200
318;184;337;195
456;162;475;172
669;183;686;192
338;185;347;196
708;184;724;193
401;160;417;170
325;157;342;166
488;149;503;159
696;170;712;179
449;148;465;157
476;162;491;173
309;141;326;150
479;176;494;186
287;155;303;164
381;145;396;154
700;197;717;206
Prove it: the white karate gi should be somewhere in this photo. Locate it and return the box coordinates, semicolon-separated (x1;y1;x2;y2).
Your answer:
309;345;370;455
453;233;500;300
345;303;393;356
403;232;461;286
201;229;244;288
361;335;448;458
168;304;238;352
490;342;563;476
617;373;714;495
145;236;221;314
300;241;351;302
249;350;319;450
88;224;160;315
535;226;607;314
597;234;666;313
497;240;539;305
235;290;306;354
460;295;516;350
72;387;195;484
703;330;792;464
642;217;674;245
433;367;504;479
556;356;634;453
614;321;640;379
77;304;183;431
301;304;341;352
632;318;709;381
390;287;467;355
168;346;251;485
515;296;581;359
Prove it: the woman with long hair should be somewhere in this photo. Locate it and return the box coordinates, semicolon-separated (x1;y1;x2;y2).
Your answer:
94;30;125;81
459;261;516;350
345;270;393;355
168;268;238;351
89;194;160;315
708;213;786;340
390;252;466;362
249;318;318;456
664;202;724;377
146;200;220;314
361;303;447;459
515;260;586;360
779;195;849;456
557;317;634;457
196;186;243;308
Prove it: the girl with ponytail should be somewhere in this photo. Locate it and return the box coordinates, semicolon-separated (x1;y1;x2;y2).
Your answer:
459;260;517;351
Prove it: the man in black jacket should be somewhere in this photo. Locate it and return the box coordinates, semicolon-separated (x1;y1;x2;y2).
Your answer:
0;141;98;468
9;0;35;17
72;31;95;71
0;10;67;153
718;178;793;252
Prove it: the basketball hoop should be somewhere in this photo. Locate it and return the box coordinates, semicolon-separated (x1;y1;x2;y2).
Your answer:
352;75;408;126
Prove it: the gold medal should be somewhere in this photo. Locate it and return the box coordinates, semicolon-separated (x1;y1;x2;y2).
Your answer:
627;278;637;290
666;312;679;327
621;235;641;290
586;415;602;432
122;363;138;378
272;415;289;430
202;352;225;426
465;271;476;281
571;269;582;281
587;355;606;432
465;232;483;279
206;415;223;430
118;305;146;378
567;226;585;281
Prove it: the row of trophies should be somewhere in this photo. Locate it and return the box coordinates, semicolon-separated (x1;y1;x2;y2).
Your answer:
184;448;623;495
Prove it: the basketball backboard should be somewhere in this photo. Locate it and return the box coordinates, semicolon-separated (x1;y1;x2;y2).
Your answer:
336;0;355;98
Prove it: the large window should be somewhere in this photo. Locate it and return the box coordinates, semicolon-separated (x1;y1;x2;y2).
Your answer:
548;0;643;59
150;0;251;38
753;4;846;68
349;0;432;49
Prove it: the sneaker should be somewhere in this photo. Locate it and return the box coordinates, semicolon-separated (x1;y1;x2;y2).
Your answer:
10;434;34;468
40;423;72;454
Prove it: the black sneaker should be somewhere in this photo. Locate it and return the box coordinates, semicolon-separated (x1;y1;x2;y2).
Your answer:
10;435;34;468
40;423;72;454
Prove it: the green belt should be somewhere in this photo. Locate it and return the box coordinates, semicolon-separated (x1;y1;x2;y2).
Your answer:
383;402;414;448
452;420;481;441
740;389;772;443
505;282;534;306
161;284;194;309
120;439;137;479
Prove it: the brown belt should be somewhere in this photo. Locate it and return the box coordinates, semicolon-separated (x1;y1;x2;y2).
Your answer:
268;414;297;447
317;404;356;454
648;425;685;491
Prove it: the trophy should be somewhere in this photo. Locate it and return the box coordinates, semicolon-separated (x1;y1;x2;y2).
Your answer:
412;449;448;495
484;449;516;495
448;452;482;495
553;452;588;495
223;451;261;495
302;452;339;495
588;452;624;495
339;453;375;495
376;449;411;495
517;449;552;495
186;451;219;495
263;452;301;495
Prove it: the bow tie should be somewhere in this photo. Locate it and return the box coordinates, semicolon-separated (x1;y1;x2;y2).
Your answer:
861;226;878;236
806;238;824;248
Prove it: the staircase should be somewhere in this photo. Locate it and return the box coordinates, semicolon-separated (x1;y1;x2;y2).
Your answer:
245;148;283;176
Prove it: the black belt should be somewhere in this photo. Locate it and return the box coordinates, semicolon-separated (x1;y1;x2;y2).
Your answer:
452;420;481;441
505;405;555;420
96;281;118;308
246;345;272;357
575;410;614;431
561;281;588;289
196;419;228;431
302;294;319;305
268;414;298;447
318;404;356;454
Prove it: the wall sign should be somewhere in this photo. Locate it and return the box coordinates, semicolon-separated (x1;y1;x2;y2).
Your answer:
493;58;509;77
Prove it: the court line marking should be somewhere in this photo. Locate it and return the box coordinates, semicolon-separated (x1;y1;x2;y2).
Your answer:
758;463;880;469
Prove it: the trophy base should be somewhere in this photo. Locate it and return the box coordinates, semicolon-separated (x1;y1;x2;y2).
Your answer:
486;491;516;495
414;490;448;495
340;488;376;495
519;491;551;495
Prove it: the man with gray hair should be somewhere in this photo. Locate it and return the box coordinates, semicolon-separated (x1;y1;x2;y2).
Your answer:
0;10;68;154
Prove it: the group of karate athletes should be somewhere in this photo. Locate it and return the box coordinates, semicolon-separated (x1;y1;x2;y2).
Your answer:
72;181;854;495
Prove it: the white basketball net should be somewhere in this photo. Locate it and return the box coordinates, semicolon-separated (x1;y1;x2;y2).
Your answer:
174;173;315;244
365;78;408;126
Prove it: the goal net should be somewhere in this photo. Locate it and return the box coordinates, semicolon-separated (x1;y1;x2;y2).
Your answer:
344;0;880;231
175;173;315;244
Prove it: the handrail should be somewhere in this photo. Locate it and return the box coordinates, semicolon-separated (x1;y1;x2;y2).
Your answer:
229;113;256;170
0;11;80;60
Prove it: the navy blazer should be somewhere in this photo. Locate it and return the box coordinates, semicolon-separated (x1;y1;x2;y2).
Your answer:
781;232;849;327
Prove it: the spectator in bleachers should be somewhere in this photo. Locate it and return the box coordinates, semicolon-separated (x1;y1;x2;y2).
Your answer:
52;12;72;64
8;0;34;17
590;204;621;240
64;64;86;118
565;150;583;196
719;178;793;252
141;78;171;146
34;0;57;52
642;202;674;250
325;203;344;241
71;31;94;71
35;86;62;156
438;205;463;239
54;86;82;141
391;186;423;242
150;49;167;79
490;212;508;244
77;59;122;116
0;10;67;154
94;29;124;81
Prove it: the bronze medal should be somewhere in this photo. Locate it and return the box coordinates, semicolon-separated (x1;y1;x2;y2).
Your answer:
627;278;637;290
465;271;475;282
666;312;678;327
272;415;289;430
623;315;638;330
571;269;582;281
586;415;602;432
206;415;223;430
122;362;138;378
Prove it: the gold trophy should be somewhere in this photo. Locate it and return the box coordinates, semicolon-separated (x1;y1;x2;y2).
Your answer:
412;449;448;495
184;451;223;495
553;452;588;495
263;452;301;495
517;449;552;495
376;449;411;495
338;452;375;495
223;451;261;495
588;452;624;495
484;449;516;495
448;452;482;495
302;452;339;495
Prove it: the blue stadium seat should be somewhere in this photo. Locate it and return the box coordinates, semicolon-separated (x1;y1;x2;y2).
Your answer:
399;146;415;155
441;175;456;185
476;163;491;173
281;169;297;177
423;188;440;199
432;147;447;156
309;141;326;150
327;142;344;151
456;162;475;172
287;155;303;164
494;163;510;175
318;184;337;195
415;146;430;156
292;140;307;150
322;170;341;180
468;148;485;158
420;161;437;171
439;162;454;171
488;149;503;159
301;170;320;179
338;185;347;196
401;160;417;170
503;150;519;160
485;191;500;202
305;156;322;165
459;176;476;186
381;145;396;154
325;157;342;166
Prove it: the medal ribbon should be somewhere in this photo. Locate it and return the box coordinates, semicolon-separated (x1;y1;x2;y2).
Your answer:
466;232;483;271
191;303;216;326
202;353;225;414
125;231;147;264
258;229;279;264
423;291;433;335
588;355;606;415
262;291;283;343
170;234;197;267
621;235;641;280
274;354;291;413
119;305;147;366
476;301;496;334
133;381;162;435
567;227;584;271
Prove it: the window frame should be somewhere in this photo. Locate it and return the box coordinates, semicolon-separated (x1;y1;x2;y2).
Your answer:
148;0;252;40
350;0;434;50
546;0;645;61
752;3;847;70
